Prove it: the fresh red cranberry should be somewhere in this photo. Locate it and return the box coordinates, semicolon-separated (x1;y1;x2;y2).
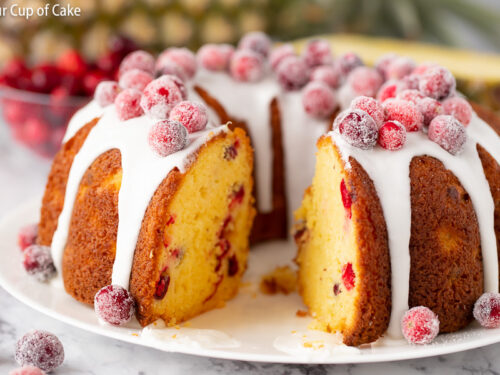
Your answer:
378;120;407;151
115;89;143;121
269;43;296;71
336;109;378;150
22;245;55;282
302;81;337;119
18;224;38;251
377;80;408;102
3;99;27;126
237;31;272;57
418;97;443;126
347;66;383;98
419;66;456;100
94;285;135;326
57;49;87;77
1;58;32;90
228;254;239;276
169;100;208;133
119;50;155;77
428;115;466;155
396;89;425;105
384;99;424;132
385;56;415;80
31;64;61;93
310;65;342;89
341;263;355;291
118;69;153;91
94;81;121;107
140;76;184;118
155;270;170;300
374;53;397;79
21;118;50;146
230;49;265;82
401;306;440;344
276;55;309;90
442;96;472;126
473;292;500;328
156;47;197;80
333;283;341;296
197;44;234;71
97;51;123;75
9;365;45;375
340;179;352;219
148;119;188;157
302;39;333;68
82;70;107;96
335;52;364;78
350;96;385;128
15;331;64;372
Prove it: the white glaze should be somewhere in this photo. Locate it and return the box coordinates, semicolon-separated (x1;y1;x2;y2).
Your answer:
330;113;500;338
51;105;228;288
63;100;104;143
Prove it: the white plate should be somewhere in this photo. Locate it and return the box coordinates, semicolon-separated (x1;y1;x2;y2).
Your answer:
1;199;500;364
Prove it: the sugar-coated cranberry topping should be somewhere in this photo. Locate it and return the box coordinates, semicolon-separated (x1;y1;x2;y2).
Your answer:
114;89;144;121
15;330;64;372
197;44;234;71
347;67;383;98
401;306;440;344
22;245;56;282
155;271;171;300
140;76;184;119
310;65;341;89
340;179;352;219
9;365;45;375
341;263;355;291
18;224;38;251
350;96;385;128
396;89;425;105
336;109;378;150
473;292;500;328
302;39;333;68
118;69;153;91
333;283;341;296
383;99;424;132
374;53;398;79
94;285;135;326
148;120;188;157
302;81;337;119
230;49;265;82
335;52;364;77
238;31;272;57
377;80;408;102
156;47;197;80
385;56;415;80
418;97;443;126
276;55;309;91
419;66;456;100
269;44;296;71
154;59;186;81
94;81;121;107
378;121;407;151
428;115;467;155
402;73;420;90
442;96;472;126
169;101;208;133
119;50;155;77
228;254;239;277
413;62;440;77
161;74;188;100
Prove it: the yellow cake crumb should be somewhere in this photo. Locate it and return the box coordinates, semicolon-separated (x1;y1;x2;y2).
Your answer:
259;265;297;295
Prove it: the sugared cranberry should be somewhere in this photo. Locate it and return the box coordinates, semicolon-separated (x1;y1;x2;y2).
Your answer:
412;62;439;76
302;81;337;119
442;96;472;126
473;292;500;328
402;74;420;90
119;50;155;77
418;97;443;126
269;44;296;71
336;109;378;149
154;59;185;80
340;179;352;219
118;69;153;91
276;55;309;90
341;263;355;291
374;53;397;79
31;64;60;93
397;89;425;105
15;330;64;372
302;39;333;68
140;76;184;119
94;285;135;326
377;80;408;102
156;47;197;80
238;31;272;57
18;224;38;251
9;365;45;375
378;121;407;151
162;74;188;100
114;89;143;121
94;81;120;107
169;101;208;133
419;66;456;100
22;245;55;282
228;254;239;276
197;44;234;71
57;49;87;77
401;306;440;344
384;99;423;132
347;66;383;98
385;56;415;80
310;65;341;89
428;115;467;155
350;96;385;128
155;271;170;300
335;52;363;77
148;119;188;157
230;50;265;82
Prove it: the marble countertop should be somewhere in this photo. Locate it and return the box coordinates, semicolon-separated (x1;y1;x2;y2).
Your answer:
1;124;499;374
